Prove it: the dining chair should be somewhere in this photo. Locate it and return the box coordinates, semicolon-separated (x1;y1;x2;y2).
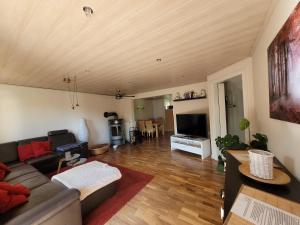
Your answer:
138;120;146;136
145;120;155;138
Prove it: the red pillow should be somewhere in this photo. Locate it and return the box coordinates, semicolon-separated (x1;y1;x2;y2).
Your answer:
17;144;34;161
0;162;10;173
0;162;11;180
31;141;51;158
0;171;5;181
0;182;30;196
0;189;28;213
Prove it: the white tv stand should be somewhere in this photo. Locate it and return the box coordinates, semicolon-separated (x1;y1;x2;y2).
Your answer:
170;134;211;159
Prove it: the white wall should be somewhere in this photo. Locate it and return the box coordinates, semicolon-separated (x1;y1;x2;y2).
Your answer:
152;98;165;119
0;84;133;145
134;82;209;135
252;0;300;180
134;99;154;120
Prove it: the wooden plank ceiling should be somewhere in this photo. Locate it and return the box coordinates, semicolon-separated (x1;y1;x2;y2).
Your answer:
0;0;272;95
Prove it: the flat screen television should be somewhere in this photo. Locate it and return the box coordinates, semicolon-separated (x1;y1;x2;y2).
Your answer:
176;114;208;138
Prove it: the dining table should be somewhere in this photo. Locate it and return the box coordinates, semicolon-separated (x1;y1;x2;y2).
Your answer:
152;122;165;138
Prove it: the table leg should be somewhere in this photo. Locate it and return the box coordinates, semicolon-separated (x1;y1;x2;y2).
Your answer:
155;124;158;138
57;159;63;174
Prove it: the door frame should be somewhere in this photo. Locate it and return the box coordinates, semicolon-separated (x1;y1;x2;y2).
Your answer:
207;58;255;160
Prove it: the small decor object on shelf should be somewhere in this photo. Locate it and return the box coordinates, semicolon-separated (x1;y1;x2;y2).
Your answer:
175;92;181;100
248;149;274;179
183;91;193;99
200;89;206;97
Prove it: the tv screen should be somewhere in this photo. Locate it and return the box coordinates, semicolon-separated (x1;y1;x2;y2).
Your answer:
176;114;208;138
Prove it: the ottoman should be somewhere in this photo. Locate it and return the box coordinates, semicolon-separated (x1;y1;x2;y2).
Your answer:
51;161;122;216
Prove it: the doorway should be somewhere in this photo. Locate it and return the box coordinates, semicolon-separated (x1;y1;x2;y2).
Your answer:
134;95;174;138
217;75;245;142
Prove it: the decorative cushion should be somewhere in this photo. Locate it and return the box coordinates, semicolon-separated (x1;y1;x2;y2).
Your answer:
0;189;28;213
0;162;11;173
0;171;5;181
31;141;51;158
0;162;11;180
0;182;30;196
17;144;34;161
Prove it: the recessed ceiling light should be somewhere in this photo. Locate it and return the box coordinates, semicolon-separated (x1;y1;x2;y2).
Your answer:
83;6;94;17
156;58;162;62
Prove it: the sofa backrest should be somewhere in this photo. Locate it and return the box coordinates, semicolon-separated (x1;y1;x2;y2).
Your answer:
0;136;49;163
18;136;49;145
48;130;76;151
0;142;18;163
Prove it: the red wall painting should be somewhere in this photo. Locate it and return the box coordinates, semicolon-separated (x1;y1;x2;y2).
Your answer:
268;3;300;124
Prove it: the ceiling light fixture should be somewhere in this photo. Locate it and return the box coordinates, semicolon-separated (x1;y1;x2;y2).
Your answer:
156;58;162;62
63;76;80;110
83;6;94;17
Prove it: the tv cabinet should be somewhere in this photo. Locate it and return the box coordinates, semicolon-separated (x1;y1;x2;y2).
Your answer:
170;134;211;159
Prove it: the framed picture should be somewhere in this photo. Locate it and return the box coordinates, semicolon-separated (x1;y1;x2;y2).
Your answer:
268;2;300;124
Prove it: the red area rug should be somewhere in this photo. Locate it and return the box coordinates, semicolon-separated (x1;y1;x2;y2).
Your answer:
48;159;153;225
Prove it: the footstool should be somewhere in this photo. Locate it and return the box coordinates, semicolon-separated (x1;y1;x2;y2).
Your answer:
51;161;122;216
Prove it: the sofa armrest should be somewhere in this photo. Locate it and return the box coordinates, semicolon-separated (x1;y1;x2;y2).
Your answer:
6;189;82;225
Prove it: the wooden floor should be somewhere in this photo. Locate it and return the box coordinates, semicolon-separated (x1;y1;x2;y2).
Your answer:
96;134;224;225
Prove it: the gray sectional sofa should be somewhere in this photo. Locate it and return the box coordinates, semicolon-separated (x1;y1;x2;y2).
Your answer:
0;131;87;225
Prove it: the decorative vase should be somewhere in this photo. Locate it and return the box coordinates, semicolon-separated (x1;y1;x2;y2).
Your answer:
78;118;89;142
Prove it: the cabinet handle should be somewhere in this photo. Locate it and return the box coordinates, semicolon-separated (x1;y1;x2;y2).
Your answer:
220;207;224;220
220;189;225;199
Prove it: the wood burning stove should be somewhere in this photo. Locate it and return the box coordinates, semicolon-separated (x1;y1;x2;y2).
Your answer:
104;112;125;146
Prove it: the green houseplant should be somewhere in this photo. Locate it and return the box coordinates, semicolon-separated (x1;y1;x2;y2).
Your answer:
239;118;269;150
250;133;268;151
239;118;251;144
215;134;248;172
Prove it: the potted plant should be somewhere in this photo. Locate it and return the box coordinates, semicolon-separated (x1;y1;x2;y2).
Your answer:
250;133;268;151
215;134;248;172
239;118;269;151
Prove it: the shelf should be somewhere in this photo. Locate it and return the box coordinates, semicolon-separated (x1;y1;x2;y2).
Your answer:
173;96;207;102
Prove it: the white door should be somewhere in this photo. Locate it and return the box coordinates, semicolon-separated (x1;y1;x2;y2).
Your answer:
217;83;227;137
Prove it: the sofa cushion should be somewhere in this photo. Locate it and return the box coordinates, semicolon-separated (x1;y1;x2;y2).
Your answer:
17;144;34;161
8;172;49;190
18;136;48;146
31;141;51;158
0;142;18;164
0;181;69;224
26;154;59;174
4;164;36;182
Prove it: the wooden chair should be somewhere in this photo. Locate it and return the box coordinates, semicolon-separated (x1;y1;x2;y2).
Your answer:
138;120;146;136
145;120;155;138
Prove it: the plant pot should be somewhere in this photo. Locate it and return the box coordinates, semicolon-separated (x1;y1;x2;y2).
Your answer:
217;161;225;172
